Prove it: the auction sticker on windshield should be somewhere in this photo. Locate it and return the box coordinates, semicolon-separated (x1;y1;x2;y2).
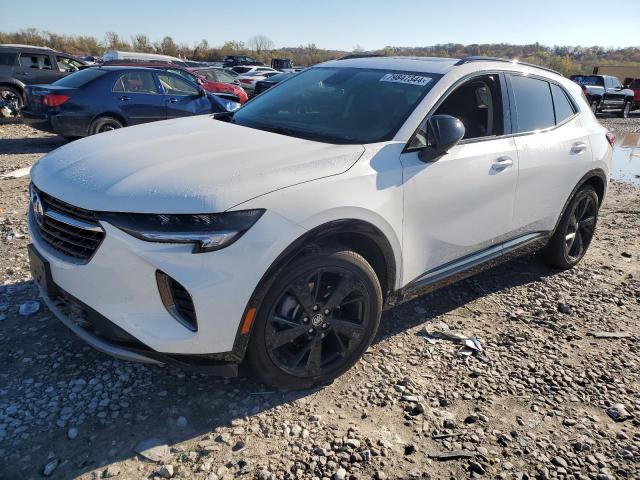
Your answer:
379;73;432;86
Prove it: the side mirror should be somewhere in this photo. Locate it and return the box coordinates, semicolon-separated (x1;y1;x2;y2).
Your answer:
419;114;465;162
197;88;206;98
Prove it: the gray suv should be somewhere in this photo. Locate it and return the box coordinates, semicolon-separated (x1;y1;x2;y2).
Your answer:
0;44;86;111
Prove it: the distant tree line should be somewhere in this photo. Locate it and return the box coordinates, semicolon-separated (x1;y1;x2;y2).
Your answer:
2;28;640;75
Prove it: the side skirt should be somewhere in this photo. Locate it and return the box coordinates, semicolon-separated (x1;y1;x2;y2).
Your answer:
387;232;550;306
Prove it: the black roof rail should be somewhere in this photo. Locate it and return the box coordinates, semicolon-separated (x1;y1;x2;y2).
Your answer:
455;56;562;76
338;53;385;60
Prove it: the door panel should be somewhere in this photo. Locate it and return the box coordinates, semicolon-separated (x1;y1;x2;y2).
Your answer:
511;118;593;233
112;71;166;125
400;137;519;284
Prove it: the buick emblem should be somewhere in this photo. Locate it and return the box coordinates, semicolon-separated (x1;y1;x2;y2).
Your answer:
311;313;324;327
31;189;44;227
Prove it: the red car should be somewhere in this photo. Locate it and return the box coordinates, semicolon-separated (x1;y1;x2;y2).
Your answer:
624;77;640;113
104;62;248;104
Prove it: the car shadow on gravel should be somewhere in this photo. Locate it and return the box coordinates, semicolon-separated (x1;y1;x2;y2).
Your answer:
0;136;68;155
1;253;561;478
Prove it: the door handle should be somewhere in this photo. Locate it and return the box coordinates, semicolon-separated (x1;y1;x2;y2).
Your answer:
119;96;130;102
167;97;178;103
570;142;587;155
492;156;513;171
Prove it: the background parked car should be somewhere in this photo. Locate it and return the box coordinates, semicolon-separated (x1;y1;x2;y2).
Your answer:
222;55;263;67
102;49;188;67
570;74;634;117
227;65;277;76
21;66;239;138
104;61;248;103
253;71;296;95
236;71;281;96
623;77;640;112
0;44;87;111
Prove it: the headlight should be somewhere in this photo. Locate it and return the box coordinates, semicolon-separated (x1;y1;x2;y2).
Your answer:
100;210;264;253
221;99;241;112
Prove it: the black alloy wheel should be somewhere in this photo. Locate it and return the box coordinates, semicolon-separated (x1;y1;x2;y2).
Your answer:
564;193;597;262
542;185;599;269
590;100;599;114
266;267;369;377
248;249;382;389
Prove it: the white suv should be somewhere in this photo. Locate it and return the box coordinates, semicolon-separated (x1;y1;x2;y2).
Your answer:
28;56;613;389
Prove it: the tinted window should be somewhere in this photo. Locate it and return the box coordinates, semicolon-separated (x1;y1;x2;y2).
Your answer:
511;75;555;132
157;73;199;96
19;54;52;70
571;75;604;87
113;72;158;94
550;84;575;124
0;52;17;66
53;68;107;87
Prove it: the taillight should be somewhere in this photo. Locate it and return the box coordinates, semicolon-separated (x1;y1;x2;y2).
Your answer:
43;94;69;107
240;79;252;84
606;132;616;147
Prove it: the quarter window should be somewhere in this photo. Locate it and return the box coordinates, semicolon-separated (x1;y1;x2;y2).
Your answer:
550;83;576;124
113;72;158;94
510;75;555;133
0;52;17;66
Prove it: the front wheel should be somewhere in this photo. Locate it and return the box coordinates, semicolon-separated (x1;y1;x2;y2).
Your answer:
247;248;382;389
590;100;599;114
542;186;599;269
619;101;631;118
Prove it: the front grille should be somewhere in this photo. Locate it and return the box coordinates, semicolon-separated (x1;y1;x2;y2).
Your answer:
30;185;105;261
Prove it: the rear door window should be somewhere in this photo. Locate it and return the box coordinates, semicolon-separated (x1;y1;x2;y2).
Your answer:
550;83;576;124
113;72;159;94
510;75;555;133
19;53;53;70
157;73;199;96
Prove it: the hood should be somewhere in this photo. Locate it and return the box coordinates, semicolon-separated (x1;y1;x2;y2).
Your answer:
31;115;364;213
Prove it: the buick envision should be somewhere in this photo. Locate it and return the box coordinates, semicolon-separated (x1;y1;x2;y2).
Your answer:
28;56;612;389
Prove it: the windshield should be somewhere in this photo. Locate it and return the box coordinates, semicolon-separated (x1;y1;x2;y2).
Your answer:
233;67;440;144
571;75;604;87
53;68;108;87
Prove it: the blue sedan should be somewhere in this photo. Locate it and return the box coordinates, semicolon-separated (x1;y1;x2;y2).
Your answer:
21;66;240;137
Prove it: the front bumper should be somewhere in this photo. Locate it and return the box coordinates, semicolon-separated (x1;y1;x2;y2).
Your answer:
28;205;306;364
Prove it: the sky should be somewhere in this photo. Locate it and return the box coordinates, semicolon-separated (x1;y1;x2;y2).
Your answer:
2;0;637;51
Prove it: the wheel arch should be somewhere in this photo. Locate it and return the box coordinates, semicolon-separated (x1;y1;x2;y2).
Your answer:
553;169;607;234
229;218;398;362
89;112;128;132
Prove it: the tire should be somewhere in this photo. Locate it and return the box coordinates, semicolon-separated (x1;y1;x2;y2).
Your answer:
542;185;599;269
89;116;123;135
0;85;23;113
590;100;599;114
619;100;631;119
247;248;382;390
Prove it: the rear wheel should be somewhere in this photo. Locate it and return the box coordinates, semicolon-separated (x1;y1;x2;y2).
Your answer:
543;186;599;269
620;100;631;118
89;116;123;135
247;248;382;389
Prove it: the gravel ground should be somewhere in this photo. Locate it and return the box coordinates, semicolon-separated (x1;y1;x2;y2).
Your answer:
1;121;639;480
598;111;640;134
